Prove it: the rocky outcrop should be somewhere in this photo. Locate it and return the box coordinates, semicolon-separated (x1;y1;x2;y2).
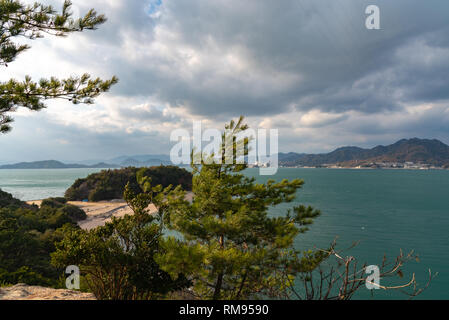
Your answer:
0;284;96;300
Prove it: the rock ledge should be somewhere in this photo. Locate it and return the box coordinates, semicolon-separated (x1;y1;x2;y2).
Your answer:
0;283;96;300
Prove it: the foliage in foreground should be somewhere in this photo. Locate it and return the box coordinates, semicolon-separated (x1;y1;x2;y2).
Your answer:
52;185;191;300
0;191;86;286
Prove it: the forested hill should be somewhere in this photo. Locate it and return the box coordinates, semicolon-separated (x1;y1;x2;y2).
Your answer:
279;138;449;167
65;166;193;202
0;160;118;169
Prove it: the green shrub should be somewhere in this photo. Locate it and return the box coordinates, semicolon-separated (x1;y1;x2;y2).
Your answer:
0;266;54;287
52;213;191;299
0;194;86;288
57;205;87;222
40;197;67;208
88;185;116;202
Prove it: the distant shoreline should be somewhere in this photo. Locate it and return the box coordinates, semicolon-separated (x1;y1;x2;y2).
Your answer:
278;166;448;170
0;167;115;170
1;166;447;171
0;160;119;170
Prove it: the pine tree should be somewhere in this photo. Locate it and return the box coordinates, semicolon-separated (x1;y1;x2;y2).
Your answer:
156;116;322;299
0;0;118;133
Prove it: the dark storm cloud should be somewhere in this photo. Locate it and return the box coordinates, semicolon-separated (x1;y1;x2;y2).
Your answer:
75;0;448;118
115;103;181;123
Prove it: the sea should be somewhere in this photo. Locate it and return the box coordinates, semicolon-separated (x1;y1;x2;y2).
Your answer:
0;167;448;300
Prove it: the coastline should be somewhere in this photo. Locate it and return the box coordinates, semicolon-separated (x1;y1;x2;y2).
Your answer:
278;166;448;170
27;199;140;230
26;192;193;230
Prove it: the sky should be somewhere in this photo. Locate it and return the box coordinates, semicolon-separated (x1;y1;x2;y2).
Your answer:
1;0;449;163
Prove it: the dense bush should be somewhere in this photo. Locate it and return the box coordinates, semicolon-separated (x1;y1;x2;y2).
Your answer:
0;266;55;287
0;191;86;287
57;205;87;222
40;197;67;208
0;189;28;208
40;197;86;223
52;213;190;299
136;166;192;191
65;166;192;202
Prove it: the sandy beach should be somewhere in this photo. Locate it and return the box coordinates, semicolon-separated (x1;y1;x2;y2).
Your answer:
27;199;156;230
27;192;193;230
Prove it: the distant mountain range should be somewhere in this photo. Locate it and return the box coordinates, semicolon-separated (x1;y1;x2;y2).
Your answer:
2;139;449;169
116;157;171;167
279;138;449;168
71;154;172;167
109;154;171;164
0;160;119;170
0;154;172;169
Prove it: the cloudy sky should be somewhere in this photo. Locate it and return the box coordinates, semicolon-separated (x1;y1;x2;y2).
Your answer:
1;0;449;163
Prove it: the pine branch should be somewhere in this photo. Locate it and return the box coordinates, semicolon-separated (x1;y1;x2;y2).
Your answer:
0;74;118;132
1;0;107;65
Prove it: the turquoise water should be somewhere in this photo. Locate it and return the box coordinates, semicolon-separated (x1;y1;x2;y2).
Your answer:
0;168;107;200
249;168;449;300
0;168;448;299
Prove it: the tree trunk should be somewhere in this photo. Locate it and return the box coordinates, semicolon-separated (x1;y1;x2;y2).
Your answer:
213;272;224;300
213;234;225;299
